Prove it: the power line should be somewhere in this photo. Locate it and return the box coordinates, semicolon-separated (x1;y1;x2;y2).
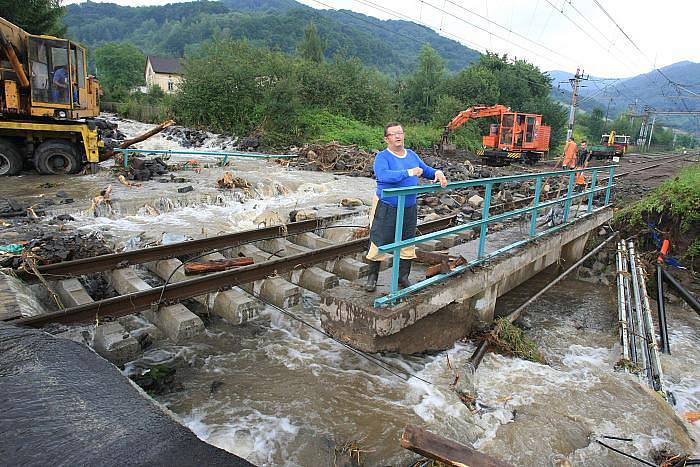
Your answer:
438;0;580;66
347;0;557;91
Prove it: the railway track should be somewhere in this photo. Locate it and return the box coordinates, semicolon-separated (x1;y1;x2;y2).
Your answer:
6;151;697;330
7;215;455;328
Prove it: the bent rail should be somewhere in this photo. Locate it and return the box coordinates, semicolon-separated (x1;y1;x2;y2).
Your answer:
375;165;617;307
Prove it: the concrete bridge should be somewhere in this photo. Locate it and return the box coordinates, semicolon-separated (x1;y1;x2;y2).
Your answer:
320;166;616;354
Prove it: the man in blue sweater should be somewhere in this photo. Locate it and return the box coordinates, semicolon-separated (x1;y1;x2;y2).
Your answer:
365;122;448;292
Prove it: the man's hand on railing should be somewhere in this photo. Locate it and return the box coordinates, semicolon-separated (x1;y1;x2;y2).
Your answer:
433;170;448;188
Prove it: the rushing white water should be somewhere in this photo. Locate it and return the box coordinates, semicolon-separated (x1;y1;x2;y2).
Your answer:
68;117;699;466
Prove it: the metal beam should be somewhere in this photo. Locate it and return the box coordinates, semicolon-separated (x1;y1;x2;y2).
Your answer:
19;215;357;281
11;217;454;327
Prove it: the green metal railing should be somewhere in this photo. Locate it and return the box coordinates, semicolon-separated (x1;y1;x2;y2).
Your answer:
374;165;617;307
114;148;297;168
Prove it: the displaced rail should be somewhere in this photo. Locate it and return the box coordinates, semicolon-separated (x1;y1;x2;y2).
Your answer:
18;214;358;281
10;216;454;327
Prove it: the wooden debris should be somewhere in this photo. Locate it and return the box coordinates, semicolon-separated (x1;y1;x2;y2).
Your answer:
415;249;467;278
284;143;375;176
401;425;513;467
91;185;113;217
118;174;141;188
217;171;252;190
143;204;160;216
184;257;254;275
114;120;176;157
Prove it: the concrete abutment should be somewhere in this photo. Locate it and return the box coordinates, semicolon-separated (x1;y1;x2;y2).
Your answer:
320;208;613;353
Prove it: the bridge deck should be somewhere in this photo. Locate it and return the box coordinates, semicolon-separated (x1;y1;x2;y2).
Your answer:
320;207;612;354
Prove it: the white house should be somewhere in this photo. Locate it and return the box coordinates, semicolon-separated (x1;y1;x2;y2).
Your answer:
145;56;184;94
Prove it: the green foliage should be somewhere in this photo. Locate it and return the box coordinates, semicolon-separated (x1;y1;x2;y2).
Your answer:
173;38;393;145
587;107;605;141
614;163;700;232
1;0;66;36
64;1;478;75
492;318;546;364
445;66;500;106
94;42;146;99
298;109;384;150
297;22;325;63
401;44;446;122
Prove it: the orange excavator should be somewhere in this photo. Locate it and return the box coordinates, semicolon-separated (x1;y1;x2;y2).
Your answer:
438;104;551;165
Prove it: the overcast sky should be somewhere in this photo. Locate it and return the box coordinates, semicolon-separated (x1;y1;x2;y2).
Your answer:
64;0;699;79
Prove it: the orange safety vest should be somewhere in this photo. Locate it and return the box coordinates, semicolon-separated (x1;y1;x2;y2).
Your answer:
563;141;577;168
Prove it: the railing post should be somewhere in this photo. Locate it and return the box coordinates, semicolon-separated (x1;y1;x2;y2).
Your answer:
123;149;129;168
605;166;615;205
563;172;575;223
391;194;406;294
478;183;492;258
530;176;542;236
587;169;598;213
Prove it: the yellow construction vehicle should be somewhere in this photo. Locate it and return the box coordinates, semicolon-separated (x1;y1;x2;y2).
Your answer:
0;16;102;175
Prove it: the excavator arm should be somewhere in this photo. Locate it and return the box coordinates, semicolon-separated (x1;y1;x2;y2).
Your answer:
439;104;510;154
445;104;510;131
0;19;30;88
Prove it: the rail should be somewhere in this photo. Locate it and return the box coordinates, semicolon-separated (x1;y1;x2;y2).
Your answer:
114;148;297;168
11;216;454;327
375;165;618;307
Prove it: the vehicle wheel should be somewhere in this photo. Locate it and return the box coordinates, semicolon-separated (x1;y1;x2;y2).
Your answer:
0;139;23;176
34;140;83;175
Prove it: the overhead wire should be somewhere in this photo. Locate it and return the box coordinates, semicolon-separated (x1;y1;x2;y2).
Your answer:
591;0;700;133
347;0;559;91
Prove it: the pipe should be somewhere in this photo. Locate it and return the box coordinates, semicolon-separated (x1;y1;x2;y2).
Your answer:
661;268;700;315
635;249;665;392
621;242;637;363
616;241;630;362
628;241;652;387
468;231;620;369
655;263;671;354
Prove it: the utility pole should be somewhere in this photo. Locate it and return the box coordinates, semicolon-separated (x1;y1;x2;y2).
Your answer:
672;130;677;149
566;68;587;141
603;97;613;133
646;115;656;152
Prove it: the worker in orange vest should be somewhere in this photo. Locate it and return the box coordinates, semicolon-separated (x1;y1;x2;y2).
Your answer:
574;140;590;189
562;137;577;170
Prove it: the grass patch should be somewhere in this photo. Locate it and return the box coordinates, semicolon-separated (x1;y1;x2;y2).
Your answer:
297;109;446;152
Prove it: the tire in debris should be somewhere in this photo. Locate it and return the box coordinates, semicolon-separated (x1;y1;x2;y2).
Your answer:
0;139;24;176
34;139;82;175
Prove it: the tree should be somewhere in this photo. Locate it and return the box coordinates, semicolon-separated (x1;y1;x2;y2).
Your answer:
588;107;605;142
297;22;325;63
1;0;66;36
402;44;446;122
93;43;146;99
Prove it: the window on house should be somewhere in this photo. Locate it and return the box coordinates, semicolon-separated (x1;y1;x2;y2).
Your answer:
168;81;174;91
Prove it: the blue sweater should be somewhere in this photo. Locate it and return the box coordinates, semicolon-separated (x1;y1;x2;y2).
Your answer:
373;148;438;207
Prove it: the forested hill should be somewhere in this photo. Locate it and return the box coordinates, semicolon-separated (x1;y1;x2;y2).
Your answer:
65;0;480;75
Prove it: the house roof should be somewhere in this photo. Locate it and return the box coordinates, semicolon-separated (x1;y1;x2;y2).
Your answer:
147;56;184;75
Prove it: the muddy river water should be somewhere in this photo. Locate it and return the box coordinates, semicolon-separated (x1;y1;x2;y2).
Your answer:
8;117;699;466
